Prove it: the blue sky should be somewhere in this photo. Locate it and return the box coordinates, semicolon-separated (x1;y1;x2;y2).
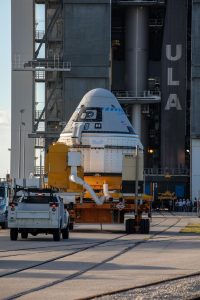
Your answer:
0;1;11;178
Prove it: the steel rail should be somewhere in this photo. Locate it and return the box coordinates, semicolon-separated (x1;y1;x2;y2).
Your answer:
0;233;127;278
2;217;181;300
80;269;200;300
0;217;167;256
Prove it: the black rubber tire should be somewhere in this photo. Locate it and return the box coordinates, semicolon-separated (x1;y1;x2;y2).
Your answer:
144;219;150;234
21;231;28;239
125;219;130;234
140;219;150;234
1;221;8;229
140;219;145;234
62;226;69;239
69;222;74;231
10;228;18;241
53;229;61;241
125;219;135;234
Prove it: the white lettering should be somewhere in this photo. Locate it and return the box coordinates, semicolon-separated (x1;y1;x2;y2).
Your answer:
168;68;180;86
165;94;182;110
166;44;182;61
165;44;183;111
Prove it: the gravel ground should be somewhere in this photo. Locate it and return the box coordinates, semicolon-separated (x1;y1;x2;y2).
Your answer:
93;275;200;300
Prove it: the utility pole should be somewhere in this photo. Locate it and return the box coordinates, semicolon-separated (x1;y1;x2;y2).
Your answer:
23;124;26;179
18;109;25;178
39;137;43;188
135;145;139;226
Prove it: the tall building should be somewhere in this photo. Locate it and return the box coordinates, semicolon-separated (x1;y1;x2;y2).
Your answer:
11;0;35;179
11;0;200;200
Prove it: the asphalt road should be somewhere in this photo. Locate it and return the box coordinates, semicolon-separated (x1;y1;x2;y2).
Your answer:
0;213;200;300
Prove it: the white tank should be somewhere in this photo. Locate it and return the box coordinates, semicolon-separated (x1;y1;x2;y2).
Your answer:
59;88;143;174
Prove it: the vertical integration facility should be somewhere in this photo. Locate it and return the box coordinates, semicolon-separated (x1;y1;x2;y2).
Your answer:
11;0;200;200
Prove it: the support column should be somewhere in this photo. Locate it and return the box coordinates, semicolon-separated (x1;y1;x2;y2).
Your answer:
191;0;200;201
131;105;141;137
125;6;148;137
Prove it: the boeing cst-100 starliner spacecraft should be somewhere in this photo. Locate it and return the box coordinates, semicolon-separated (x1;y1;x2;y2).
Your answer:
59;88;143;174
46;88;151;233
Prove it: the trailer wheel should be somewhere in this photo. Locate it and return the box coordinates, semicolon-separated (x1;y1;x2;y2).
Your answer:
144;219;150;234
53;229;61;241
10;228;18;241
140;219;145;234
62;226;69;239
125;219;135;234
21;231;28;239
140;219;150;234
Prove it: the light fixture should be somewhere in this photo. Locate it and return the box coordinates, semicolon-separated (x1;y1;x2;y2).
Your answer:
148;148;154;154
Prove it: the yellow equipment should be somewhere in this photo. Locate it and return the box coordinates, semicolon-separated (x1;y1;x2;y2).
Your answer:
157;191;177;210
45;143;83;192
45;142;152;234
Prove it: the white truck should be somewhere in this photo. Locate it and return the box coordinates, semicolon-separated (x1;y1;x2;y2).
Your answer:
8;187;70;241
0;183;10;229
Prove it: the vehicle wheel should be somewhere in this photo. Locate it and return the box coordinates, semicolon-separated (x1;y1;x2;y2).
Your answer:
125;219;135;234
21;231;28;239
140;219;150;234
62;226;69;239
144;219;150;234
69;222;74;231
53;229;61;241
1;221;8;229
140;219;145;234
10;228;18;241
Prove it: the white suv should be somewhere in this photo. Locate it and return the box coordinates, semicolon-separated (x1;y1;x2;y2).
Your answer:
8;187;70;241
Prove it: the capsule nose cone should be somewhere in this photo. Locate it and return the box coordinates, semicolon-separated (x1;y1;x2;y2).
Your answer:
60;88;136;136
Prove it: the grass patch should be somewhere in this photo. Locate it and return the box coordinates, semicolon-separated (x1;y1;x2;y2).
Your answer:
181;223;200;234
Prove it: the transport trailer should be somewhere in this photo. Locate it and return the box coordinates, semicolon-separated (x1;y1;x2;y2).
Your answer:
65;171;152;234
8;186;70;241
68;196;151;234
45;89;153;233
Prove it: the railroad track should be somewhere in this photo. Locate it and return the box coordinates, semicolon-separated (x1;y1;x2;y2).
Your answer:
0;217;166;258
82;270;200;300
0;234;128;278
0;217;182;300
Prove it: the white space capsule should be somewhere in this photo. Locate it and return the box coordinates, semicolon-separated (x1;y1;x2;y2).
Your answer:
59;88;143;174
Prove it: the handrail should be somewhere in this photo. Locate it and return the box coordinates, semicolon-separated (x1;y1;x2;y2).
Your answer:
35;71;45;80
112;90;161;98
34;166;45;175
118;0;165;3
149;18;163;26
35;110;45;120
12;55;71;71
144;168;189;176
35;30;45;40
